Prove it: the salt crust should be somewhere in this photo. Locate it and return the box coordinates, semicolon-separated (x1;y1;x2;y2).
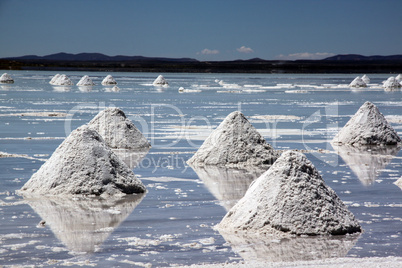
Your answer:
349;76;367;88
87;107;151;149
76;75;95;86
187;111;279;168
217;150;362;236
153;75;168;86
101;75;117;85
18;125;146;196
0;73;14;83
332;101;401;146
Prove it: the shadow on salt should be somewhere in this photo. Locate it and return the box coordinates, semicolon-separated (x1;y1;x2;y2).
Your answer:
24;194;145;254
332;144;401;186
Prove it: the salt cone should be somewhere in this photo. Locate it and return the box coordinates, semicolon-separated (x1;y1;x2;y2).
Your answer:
153;75;168;85
332;101;401;146
87;107;151;149
187;111;279;168
217;150;362;236
19;125;146;196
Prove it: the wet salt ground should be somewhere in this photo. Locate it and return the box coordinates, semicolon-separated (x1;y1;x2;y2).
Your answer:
1;71;402;267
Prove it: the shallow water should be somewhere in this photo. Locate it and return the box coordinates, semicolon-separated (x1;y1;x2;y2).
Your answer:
0;71;401;267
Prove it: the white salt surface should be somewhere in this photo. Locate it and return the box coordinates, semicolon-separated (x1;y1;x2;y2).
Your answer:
76;75;95;86
217;150;362;236
102;75;117;85
187;111;279;168
18;125;146;196
179;87;202;93
0;73;14;83
332;101;401;146
87;107;151;149
153;75;168;86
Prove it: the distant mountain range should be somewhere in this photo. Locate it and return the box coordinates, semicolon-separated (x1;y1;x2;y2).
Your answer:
3;52;198;62
322;54;402;61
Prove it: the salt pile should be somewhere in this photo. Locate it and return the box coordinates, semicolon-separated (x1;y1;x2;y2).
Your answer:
153;75;168;86
332;101;401;146
383;76;401;90
187;111;279;168
361;74;370;84
396;74;402;82
0;73;14;83
395;176;402;189
76;75;95;86
49;74;61;85
51;74;73;86
217;150;362;236
349;76;367;88
101;75;117;85
87;107;151;149
18;125;146;196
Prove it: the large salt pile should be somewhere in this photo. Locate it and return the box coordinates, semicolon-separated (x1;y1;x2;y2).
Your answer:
187;111;279;168
217;150;362;236
52;74;73;86
87;107;151;149
153;75;168;86
361;74;370;84
349;76;366;88
383;76;401;90
49;74;61;85
76;75;95;86
19;125;146;196
0;73;14;83
332;101;401;146
101;75;117;85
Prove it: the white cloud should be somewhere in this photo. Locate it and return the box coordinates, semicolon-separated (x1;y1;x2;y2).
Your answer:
198;48;220;55
237;46;254;53
275;52;336;60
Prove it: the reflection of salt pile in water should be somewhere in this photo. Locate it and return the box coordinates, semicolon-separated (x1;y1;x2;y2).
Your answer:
219;229;359;262
76;75;95;86
0;73;14;83
333;144;400;186
19;125;146;196
187;111;279;168
153;75;168;86
383;76;401;90
51;74;73;86
25;194;144;253
332;101;401;146
88;107;151;150
361;74;370;84
189;165;266;211
349;76;367;88
101;75;117;85
217;151;362;236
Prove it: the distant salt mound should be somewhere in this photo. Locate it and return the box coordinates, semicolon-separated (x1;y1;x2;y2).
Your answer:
383;76;401;89
187;111;279;168
76;75;95;86
101;75;117;85
18;125;146;196
349;76;366;88
112;85;120;92
332;101;401;146
153;75;168;86
395;176;402;190
49;74;61;85
87;107;151;150
217;150;362;236
52;74;73;86
361;74;370;84
0;73;14;83
396;74;402;82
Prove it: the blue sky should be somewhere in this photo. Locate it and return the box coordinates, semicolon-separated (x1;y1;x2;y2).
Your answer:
0;0;401;61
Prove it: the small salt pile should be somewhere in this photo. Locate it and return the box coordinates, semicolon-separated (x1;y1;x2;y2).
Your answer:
153;75;168;86
396;74;402;82
49;74;61;85
383;76;401;90
395;176;402;189
18;125;146;196
0;73;14;83
76;75;95;86
187;111;279;168
349;76;366;88
361;74;370;84
101;75;117;85
217;150;362;236
332;101;401;146
111;85;120;92
52;74;73;86
87;107;151;150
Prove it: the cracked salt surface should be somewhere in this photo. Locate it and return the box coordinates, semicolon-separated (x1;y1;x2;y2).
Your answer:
1;71;402;267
